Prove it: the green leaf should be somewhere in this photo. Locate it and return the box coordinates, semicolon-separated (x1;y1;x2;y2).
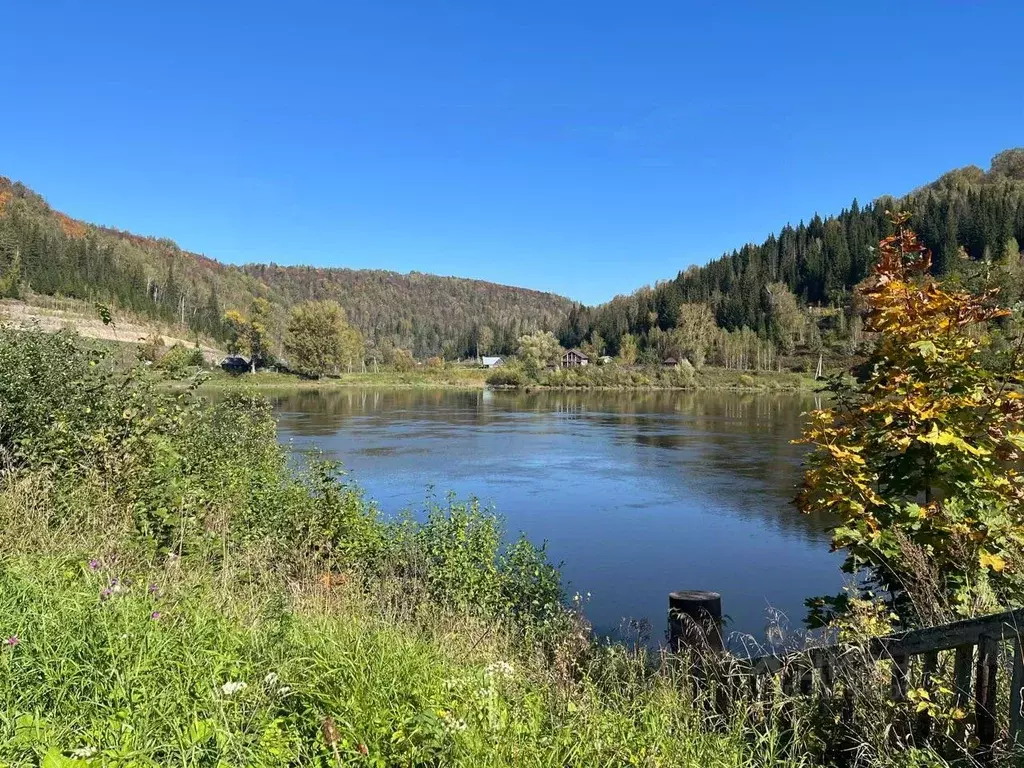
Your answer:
41;749;88;768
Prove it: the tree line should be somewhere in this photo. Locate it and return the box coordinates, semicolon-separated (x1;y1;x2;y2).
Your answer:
0;178;571;360
562;149;1024;364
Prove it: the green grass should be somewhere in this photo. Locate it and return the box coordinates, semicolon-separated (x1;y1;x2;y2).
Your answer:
0;544;784;768
189;365;817;394
191;368;490;392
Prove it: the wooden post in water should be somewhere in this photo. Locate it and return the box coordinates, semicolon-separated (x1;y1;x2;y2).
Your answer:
668;590;723;653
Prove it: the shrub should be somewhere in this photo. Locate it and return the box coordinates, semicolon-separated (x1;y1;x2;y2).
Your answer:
486;366;526;387
137;333;166;363
798;214;1024;625
156;343;205;375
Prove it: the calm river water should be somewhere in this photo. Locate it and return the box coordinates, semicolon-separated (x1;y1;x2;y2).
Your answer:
270;388;843;646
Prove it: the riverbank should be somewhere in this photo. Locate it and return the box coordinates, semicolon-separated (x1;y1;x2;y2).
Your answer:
183;366;817;394
191;367;490;391
0;327;944;767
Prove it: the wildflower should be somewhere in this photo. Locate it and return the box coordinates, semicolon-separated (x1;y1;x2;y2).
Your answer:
148;583;159;595
220;681;247;696
88;559;101;571
484;660;515;680
100;588;112;602
71;746;97;758
150;611;162;621
264;672;280;687
440;710;468;733
278;685;291;696
358;743;369;756
4;636;19;647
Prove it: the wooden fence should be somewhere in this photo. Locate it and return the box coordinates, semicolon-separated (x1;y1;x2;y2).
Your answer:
668;591;1024;763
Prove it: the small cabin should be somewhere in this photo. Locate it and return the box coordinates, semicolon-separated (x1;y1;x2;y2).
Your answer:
220;355;250;374
481;356;504;369
561;349;589;368
662;357;679;368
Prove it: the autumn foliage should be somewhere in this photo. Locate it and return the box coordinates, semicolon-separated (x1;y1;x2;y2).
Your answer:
797;213;1024;624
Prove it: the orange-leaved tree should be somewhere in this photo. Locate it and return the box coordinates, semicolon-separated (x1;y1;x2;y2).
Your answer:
797;212;1024;626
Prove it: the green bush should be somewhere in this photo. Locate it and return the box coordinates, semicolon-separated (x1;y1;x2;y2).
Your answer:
157;343;205;375
485;365;526;387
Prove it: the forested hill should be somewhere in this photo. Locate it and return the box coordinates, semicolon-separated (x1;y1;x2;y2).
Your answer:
564;149;1024;358
0;178;573;357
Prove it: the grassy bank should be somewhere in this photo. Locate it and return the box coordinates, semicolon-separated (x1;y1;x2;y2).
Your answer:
0;327;947;767
191;367;490;392
179;365;815;395
488;363;818;393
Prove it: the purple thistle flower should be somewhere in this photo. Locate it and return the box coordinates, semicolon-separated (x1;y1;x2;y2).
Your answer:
148;583;159;595
100;588;112;601
88;559;100;571
150;611;162;621
4;636;19;647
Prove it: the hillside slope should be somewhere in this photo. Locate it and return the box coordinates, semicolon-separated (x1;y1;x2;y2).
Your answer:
567;149;1024;358
0;179;573;357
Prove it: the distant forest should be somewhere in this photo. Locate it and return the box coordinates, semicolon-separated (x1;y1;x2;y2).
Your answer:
560;149;1024;362
2;150;1024;364
0;179;572;358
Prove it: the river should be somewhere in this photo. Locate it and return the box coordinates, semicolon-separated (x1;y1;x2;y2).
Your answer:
270;387;843;648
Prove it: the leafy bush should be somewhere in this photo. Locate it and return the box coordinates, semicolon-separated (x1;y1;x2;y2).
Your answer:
798;215;1024;625
156;343;205;375
137;333;166;363
486;366;526;387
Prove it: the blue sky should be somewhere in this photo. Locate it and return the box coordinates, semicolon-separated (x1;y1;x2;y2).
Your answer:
3;1;1022;305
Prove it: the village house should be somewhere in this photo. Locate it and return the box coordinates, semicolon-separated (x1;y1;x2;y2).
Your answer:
220;355;250;374
481;356;504;369
662;357;679;368
561;349;589;367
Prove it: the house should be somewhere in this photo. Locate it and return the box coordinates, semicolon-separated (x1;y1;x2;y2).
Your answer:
662;357;679;368
561;349;589;368
220;355;250;374
481;356;504;369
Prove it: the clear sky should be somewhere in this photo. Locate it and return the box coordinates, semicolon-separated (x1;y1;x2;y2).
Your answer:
3;1;1022;305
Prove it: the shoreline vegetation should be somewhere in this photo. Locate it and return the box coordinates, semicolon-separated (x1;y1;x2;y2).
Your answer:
0;323;940;767
0;324;845;768
175;364;819;394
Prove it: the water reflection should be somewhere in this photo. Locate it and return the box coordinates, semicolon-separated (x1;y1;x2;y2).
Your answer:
266;388;844;642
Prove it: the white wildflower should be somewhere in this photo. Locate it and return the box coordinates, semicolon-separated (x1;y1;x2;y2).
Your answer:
440;710;468;733
264;672;280;687
278;685;291;696
71;746;98;758
220;680;248;696
484;660;515;680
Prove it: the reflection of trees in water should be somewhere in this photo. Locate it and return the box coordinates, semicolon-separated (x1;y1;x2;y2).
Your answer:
269;387;832;541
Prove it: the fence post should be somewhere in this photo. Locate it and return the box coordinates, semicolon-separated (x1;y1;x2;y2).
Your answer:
668;590;723;653
975;635;998;762
1011;637;1024;748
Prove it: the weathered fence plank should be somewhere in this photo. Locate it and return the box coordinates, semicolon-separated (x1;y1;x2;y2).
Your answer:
1010;637;1023;747
670;593;1024;762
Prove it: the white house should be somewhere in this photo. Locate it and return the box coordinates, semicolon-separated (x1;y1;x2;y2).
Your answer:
481;356;504;368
